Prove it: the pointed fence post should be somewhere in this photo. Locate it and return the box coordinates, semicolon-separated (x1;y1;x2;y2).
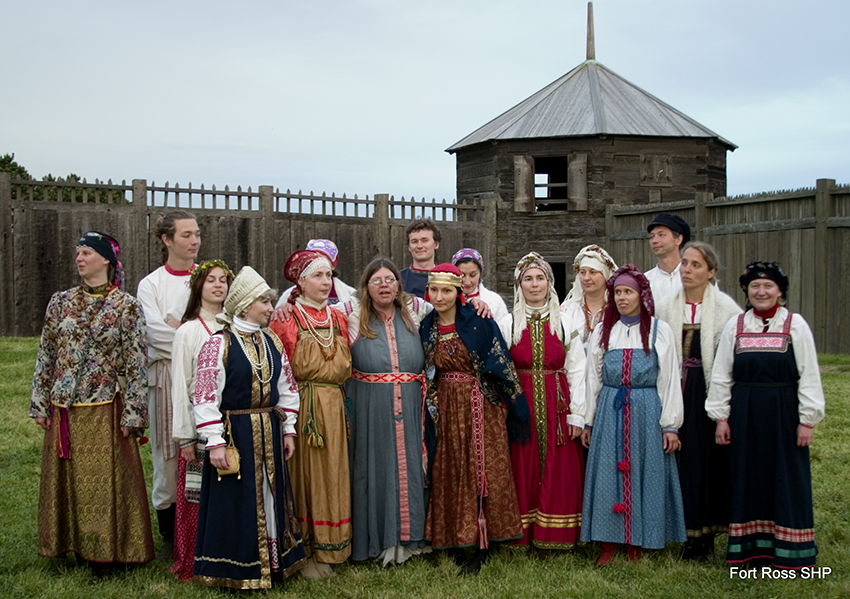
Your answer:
814;178;834;351
694;191;711;241
0;172;13;335
132;179;148;290
374;194;390;257
260;185;275;281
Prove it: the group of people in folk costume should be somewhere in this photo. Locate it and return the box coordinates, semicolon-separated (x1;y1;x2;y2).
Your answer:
28;211;825;588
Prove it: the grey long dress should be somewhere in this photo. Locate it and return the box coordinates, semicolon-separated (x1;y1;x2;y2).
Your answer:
347;307;427;561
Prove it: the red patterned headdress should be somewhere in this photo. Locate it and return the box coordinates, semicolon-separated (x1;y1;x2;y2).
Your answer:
424;263;465;304
284;249;332;304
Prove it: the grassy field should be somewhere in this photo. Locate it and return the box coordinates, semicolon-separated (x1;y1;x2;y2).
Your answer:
1;338;847;598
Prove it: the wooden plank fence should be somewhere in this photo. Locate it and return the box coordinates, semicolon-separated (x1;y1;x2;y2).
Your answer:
1;173;493;337
605;178;850;353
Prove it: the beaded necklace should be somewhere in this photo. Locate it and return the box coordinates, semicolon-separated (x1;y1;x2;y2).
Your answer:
296;302;335;348
233;329;273;384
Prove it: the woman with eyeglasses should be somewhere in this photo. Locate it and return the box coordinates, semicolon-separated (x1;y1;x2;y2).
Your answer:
339;258;433;565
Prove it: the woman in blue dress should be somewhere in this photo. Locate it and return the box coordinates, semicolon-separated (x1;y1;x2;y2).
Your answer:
581;265;686;566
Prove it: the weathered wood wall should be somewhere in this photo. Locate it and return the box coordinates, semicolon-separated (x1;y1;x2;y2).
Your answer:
453;136;728;302
606;180;850;354
1;174;492;337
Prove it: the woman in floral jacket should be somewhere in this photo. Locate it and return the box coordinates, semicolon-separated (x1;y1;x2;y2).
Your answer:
30;231;154;569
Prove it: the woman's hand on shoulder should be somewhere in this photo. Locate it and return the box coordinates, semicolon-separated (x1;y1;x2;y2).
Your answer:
271;303;294;322
468;298;492;319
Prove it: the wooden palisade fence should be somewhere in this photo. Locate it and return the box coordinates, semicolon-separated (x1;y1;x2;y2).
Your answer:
2;172;848;353
605;178;850;354
0;173;494;337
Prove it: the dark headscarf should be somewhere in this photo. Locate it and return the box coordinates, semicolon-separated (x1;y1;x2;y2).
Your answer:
77;231;124;289
739;261;788;307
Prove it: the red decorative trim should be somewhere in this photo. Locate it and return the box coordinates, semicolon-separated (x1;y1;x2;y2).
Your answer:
621;349;633;545
408;264;432;273
799;423;814;429
165;263;195;276
716;418;728;422
729;520;815;543
196;420;220;429
296;517;352;527
199;318;213;336
205;442;226;448
195;336;222;405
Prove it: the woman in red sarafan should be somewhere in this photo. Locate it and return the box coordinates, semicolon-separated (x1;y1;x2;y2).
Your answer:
497;252;587;554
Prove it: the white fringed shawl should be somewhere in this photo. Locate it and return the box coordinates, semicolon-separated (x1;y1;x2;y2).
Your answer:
655;283;742;392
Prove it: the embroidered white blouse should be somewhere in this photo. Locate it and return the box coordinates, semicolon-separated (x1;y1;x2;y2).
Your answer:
193;316;301;449
705;308;825;426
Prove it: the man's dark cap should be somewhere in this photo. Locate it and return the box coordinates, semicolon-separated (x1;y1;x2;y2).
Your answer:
647;213;690;245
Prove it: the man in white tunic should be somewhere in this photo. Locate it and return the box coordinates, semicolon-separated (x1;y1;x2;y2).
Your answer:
644;213;690;305
136;211;201;560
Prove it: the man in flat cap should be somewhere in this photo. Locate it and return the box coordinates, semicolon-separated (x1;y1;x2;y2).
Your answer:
644;213;690;305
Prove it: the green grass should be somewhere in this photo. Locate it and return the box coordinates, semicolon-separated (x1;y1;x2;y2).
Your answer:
1;339;848;598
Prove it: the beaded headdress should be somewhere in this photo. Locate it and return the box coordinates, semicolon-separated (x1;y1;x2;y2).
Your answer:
511;252;563;344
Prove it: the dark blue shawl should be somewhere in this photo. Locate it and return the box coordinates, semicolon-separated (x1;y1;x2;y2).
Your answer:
421;302;530;444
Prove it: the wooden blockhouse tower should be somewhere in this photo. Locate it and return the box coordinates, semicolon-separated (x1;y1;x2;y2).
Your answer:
446;3;736;300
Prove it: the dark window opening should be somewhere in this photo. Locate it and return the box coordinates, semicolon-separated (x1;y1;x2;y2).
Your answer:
534;156;570;212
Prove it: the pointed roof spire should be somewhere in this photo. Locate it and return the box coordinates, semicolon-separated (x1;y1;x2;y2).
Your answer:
586;2;595;61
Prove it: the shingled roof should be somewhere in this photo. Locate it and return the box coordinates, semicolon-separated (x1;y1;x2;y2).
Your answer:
446;58;736;153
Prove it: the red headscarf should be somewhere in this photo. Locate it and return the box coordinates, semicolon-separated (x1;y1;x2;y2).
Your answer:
600;264;655;355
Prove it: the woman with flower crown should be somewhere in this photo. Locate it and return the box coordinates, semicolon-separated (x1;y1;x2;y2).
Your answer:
168;259;234;581
580;264;686;566
29;231;154;570
270;249;353;579
192;266;306;589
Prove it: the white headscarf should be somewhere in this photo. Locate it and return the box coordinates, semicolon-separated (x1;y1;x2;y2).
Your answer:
563;245;618;306
512;252;563;345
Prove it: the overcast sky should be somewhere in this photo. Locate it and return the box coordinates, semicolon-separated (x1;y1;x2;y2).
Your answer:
2;0;848;202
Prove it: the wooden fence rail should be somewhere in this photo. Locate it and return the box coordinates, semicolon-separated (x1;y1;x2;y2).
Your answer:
605;178;850;353
1;174;493;337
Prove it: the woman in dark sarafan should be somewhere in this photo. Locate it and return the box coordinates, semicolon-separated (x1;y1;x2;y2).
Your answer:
707;261;825;569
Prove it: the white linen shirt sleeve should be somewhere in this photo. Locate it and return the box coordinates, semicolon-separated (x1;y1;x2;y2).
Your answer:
654;319;684;432
789;314;826;426
170;323;198;443
193;334;227;449
497;314;514;350
705;316;738;421
584;324;605;427
563;320;587;429
275;345;301;436
136;273;177;363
